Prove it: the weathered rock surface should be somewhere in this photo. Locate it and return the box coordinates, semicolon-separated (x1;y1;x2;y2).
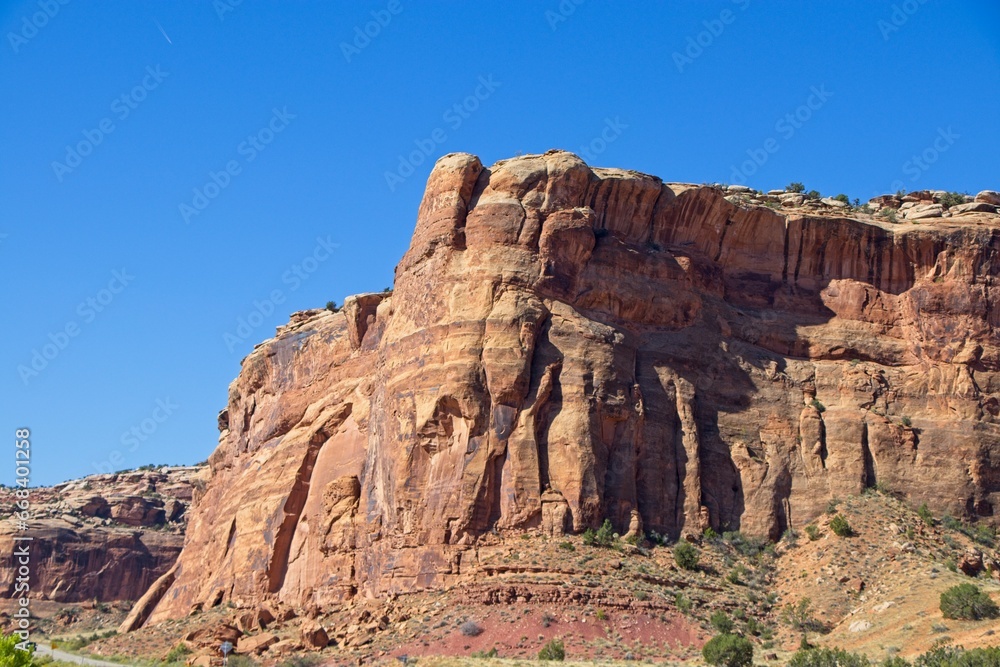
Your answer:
135;151;1000;626
0;466;205;602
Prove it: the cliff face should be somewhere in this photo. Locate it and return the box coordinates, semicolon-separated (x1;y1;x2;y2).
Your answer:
138;151;1000;626
0;466;203;602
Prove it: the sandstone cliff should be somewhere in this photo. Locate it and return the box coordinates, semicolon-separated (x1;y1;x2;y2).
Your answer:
0;466;204;602
135;151;1000;627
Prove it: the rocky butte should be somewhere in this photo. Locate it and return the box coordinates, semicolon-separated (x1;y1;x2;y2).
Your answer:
126;150;1000;630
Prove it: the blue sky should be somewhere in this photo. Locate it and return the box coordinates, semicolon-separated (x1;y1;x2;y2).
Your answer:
2;1;998;485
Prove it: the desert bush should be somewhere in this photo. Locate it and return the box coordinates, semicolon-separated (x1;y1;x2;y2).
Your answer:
834;194;850;205
471;647;498;658
940;583;1000;620
788;647;871;667
805;524;821;540
938;192;968;209
675;594;692;614
915;644;1000;667
782;598;823;633
460;620;484;636
702;634;754;667
829;515;853;537
673;540;699;570
918;504;934;525
538;638;565;661
722;531;770;558
583;519;617;547
787;182;805;193
557;541;574;551
710;611;734;634
879;208;899;223
165;643;192;663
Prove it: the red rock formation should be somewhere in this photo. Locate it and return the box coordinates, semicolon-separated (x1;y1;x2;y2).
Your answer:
134;151;1000;626
0;466;203;603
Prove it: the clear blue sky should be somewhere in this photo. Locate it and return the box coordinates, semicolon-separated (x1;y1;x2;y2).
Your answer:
2;1;998;485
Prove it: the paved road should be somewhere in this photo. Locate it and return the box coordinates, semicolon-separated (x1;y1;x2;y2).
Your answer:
34;642;131;667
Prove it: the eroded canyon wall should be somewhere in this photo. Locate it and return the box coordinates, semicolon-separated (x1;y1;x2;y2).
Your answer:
136;151;1000;626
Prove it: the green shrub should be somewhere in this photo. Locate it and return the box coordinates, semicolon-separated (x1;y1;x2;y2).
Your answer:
722;531;770;558
901;415;912;427
806;189;821;200
942;515;962;531
673;540;699;570
826;498;840;514
787;182;805;193
782;598;820;632
834;194;850;205
880;208;899;223
675;593;692;613
227;656;258;667
702;634;754;667
538;638;565;661
914;645;1000;667
881;657;909;667
710;611;734;634
918;504;934;525
165;643;192;663
811;398;826;413
805;524;821;541
0;633;34;667
557;541;575;551
974;524;996;547
471;647;498;658
594;519;616;546
325;300;338;312
788;647;871;667
830;515;853;537
939;583;1000;620
938;192;968;209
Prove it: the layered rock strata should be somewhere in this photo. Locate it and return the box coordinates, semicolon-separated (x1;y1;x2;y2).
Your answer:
136;151;1000;625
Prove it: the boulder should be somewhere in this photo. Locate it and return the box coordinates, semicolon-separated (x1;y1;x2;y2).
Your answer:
299;620;329;649
904;203;943;220
975;190;1000;206
950;202;998;216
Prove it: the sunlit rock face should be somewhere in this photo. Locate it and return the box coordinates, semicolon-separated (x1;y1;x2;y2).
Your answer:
137;151;1000;626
